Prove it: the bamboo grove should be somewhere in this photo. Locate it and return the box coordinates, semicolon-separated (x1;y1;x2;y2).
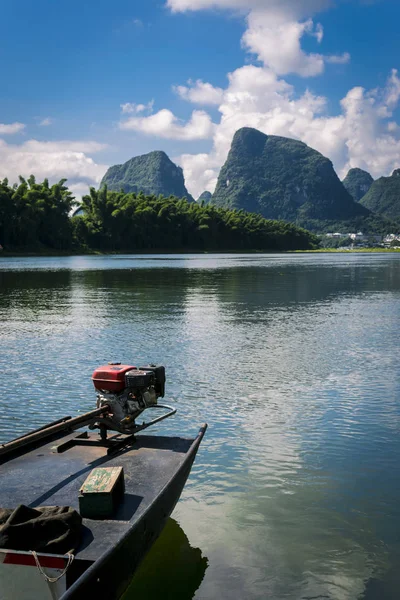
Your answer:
0;177;319;252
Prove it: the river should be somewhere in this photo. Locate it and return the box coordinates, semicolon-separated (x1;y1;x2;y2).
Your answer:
1;253;400;600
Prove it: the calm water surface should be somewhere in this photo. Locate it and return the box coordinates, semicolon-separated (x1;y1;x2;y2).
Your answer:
1;253;400;600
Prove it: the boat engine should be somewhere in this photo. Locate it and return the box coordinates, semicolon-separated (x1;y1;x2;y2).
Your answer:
91;363;166;436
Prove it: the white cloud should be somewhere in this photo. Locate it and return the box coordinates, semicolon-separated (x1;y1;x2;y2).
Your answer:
169;66;400;198
384;69;400;109
0;138;108;198
39;117;53;126
325;52;351;65
242;11;351;77
313;22;324;43
17;140;107;154
120;100;154;114
337;76;400;177
174;79;224;105
178;152;220;198
243;15;326;77
119;108;215;140
161;0;400;196
0;122;25;135
167;0;347;78
111;2;399;198
68;181;93;200
166;0;332;16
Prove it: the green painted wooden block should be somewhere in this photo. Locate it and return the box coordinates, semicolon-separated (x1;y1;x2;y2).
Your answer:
79;466;125;519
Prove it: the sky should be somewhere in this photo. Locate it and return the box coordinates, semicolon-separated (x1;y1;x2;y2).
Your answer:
1;0;400;199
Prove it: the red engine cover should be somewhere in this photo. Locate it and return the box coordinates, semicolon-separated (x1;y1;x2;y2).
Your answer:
92;364;136;393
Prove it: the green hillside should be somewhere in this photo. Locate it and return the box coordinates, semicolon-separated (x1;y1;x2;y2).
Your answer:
359;170;400;220
212;128;378;232
100;151;194;202
197;191;212;205
342;168;374;202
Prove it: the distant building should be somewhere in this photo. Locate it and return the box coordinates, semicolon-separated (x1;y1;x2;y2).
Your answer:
324;232;383;247
384;234;400;247
349;232;366;241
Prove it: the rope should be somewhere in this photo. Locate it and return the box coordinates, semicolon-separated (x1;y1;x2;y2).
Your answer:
31;551;74;583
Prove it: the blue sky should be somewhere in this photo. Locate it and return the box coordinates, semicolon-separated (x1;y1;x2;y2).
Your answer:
1;0;400;198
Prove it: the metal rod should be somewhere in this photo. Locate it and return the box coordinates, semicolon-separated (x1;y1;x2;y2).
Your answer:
103;405;177;454
93;404;177;438
132;404;177;433
11;416;73;442
0;407;109;458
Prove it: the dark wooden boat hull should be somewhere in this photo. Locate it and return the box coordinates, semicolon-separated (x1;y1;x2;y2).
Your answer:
62;428;205;600
0;423;207;600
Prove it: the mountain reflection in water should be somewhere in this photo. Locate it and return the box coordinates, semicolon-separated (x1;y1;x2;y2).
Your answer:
2;253;400;599
122;518;208;600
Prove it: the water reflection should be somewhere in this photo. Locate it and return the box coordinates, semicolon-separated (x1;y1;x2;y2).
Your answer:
1;254;400;599
360;567;400;600
2;259;400;318
122;518;208;600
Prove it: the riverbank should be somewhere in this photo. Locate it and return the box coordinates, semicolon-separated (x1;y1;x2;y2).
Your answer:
0;249;99;257
295;247;400;253
0;248;310;257
2;247;400;257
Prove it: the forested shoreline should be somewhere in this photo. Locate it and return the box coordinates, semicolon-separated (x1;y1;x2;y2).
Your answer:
0;177;319;253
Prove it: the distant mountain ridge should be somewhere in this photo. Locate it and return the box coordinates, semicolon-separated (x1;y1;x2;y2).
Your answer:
359;169;400;220
197;191;212;204
99;131;398;234
211;127;373;232
342;168;374;202
100;151;194;202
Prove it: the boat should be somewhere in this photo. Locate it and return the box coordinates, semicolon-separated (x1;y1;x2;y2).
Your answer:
0;362;207;599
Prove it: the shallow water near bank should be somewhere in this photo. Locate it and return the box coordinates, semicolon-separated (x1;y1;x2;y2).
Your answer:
1;252;400;600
